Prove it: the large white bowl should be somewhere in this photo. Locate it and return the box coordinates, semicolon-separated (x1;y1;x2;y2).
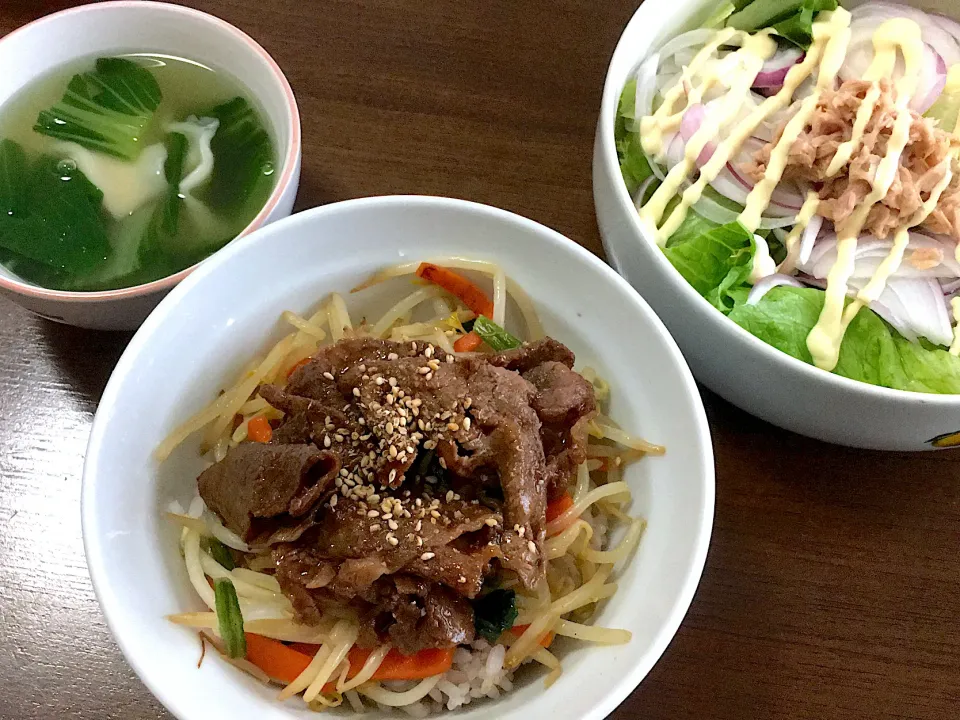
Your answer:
0;1;301;330
594;0;960;451
82;197;714;720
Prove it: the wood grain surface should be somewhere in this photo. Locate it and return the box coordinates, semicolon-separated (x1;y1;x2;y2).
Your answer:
1;2;959;719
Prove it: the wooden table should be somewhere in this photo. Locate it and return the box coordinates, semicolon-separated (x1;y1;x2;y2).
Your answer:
1;1;958;718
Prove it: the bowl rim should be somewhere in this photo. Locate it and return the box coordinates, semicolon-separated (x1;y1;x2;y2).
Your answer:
597;0;960;408
0;0;301;303
82;194;716;720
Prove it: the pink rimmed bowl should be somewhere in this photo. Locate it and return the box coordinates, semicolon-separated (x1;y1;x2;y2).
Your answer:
0;1;301;330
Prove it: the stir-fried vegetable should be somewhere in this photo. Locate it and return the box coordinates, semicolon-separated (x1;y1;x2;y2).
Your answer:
546;494;575;524
472;589;519;643
244;635;454;686
415;263;495;317
453;331;484;352
214;578;246;659
205;538;236;570
510;624;556;648
473;316;522;351
34;57;162;160
246;416;273;443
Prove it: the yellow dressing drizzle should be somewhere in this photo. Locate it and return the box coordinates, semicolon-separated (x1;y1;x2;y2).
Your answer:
740;11;852;231
778;190;821;274
639;31;777;244
640;27;740;157
806;18;925;371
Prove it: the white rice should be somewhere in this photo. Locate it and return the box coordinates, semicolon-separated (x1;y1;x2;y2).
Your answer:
369;638;516;715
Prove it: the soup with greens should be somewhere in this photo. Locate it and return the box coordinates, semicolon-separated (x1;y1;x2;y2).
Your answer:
0;54;277;291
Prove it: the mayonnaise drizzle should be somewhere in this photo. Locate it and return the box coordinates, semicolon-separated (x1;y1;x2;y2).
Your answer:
640;27;740;157
640;30;777;244
636;10;959;370
740;12;852;233
806;18;926;370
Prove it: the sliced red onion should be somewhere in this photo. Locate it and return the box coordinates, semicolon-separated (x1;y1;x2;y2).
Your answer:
798;231;960;280
752;47;804;91
851;3;960;67
656;28;720;66
941;278;960;295
910;45;947;114
632;175;656;211
843;3;960;112
679;104;716;166
849;275;954;346
746;274;805;305
797;215;824;266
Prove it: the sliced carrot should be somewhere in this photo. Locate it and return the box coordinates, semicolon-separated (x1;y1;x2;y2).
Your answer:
416;263;494;318
244;633;312;684
287;357;311;378
453;331;483;352
245;636;454;692
546;493;574;524
247;416;273;443
510;624;555;648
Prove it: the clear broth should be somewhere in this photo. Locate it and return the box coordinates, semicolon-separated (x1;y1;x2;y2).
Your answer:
0;54;277;291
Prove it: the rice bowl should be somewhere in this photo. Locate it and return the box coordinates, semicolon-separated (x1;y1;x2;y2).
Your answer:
82;196;714;720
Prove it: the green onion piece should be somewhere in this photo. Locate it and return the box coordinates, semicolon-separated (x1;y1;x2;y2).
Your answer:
473;316;522;351
206;538;236;570
214;578;246;659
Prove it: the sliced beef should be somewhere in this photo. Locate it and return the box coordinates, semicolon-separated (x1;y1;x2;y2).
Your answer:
356;575;476;654
490;337;575;373
198;444;337;547
205;333;599;650
522;361;597;499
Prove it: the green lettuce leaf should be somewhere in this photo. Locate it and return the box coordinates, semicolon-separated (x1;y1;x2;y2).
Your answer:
663;220;753;296
729;286;960;394
615;79;654;196
727;0;838;48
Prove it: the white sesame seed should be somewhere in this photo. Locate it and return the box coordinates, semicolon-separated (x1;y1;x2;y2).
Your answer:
485;518;497;527
447;422;459;432
445;491;454;502
389;445;398;459
411;342;418;352
375;377;385;386
386;395;395;405
370;523;381;532
415;520;422;531
387;353;399;361
416;536;423;546
388;519;399;530
352;387;361;397
431;510;441;518
323;435;332;448
446;355;454;363
528;540;537;553
330;495;338;507
367;510;380;518
518;526;525;537
335;434;345;442
389;377;398;387
458;576;467;583
424;345;434;358
323;371;335;381
462;417;471;431
418;366;430;375
388;536;399;546
463;398;472;409
425;372;433;381
420;552;435;561
388;469;397;483
386;422;394;434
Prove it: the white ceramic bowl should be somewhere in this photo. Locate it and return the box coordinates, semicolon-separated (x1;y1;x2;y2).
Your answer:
594;0;960;451
0;1;301;330
82;196;714;720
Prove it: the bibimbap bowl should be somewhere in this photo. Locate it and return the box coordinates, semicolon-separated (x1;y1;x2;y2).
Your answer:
594;0;960;450
82;197;714;719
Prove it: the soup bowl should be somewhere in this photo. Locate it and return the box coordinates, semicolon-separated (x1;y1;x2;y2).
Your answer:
82;196;714;719
0;1;301;330
593;0;960;450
